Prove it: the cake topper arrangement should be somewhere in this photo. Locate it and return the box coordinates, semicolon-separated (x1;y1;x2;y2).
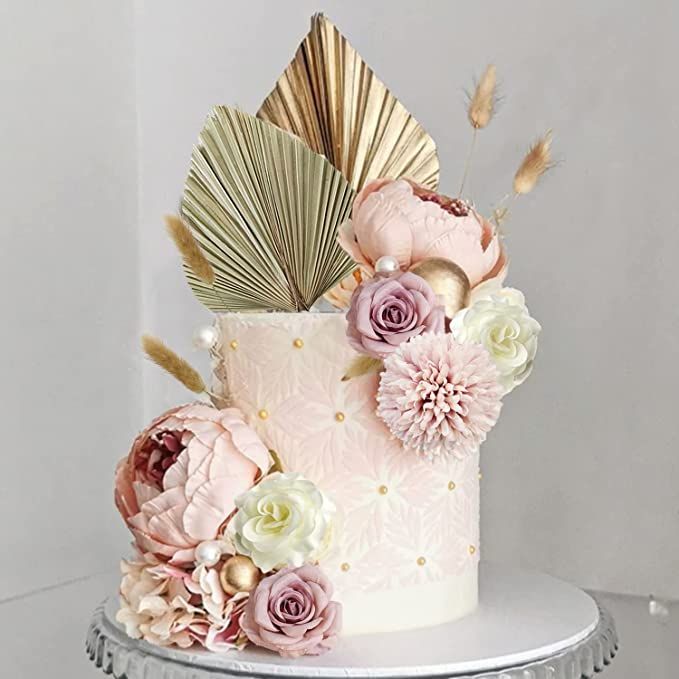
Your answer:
115;13;551;657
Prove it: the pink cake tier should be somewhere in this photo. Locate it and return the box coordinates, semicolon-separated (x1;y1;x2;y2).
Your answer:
213;312;480;635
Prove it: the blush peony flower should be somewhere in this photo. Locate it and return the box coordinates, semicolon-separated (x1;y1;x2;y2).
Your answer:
231;472;335;573
338;178;507;289
451;287;541;394
240;565;342;658
376;333;503;459
346;271;444;358
115;404;269;565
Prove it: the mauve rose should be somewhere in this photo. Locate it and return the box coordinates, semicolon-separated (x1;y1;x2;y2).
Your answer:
346;271;445;359
240;565;342;658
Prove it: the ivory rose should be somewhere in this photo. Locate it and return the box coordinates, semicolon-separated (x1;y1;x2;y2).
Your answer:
338;178;507;289
241;565;342;657
451;287;541;394
231;472;335;572
115;404;269;565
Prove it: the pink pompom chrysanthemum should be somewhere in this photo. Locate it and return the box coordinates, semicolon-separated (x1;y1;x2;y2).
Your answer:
376;333;503;459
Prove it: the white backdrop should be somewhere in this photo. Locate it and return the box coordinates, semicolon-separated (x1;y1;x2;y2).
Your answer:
1;0;678;610
134;0;679;600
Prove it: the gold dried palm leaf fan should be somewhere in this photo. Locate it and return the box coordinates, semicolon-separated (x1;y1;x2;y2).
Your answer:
181;106;356;312
257;13;440;192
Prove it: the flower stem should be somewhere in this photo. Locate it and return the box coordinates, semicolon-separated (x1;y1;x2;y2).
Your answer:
458;128;478;198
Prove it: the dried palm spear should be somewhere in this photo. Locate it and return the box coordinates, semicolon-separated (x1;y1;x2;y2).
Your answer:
181;106;356;312
257;13;439;192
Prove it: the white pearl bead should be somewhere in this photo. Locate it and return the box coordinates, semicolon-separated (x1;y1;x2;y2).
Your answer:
649;597;670;621
195;540;222;566
375;255;400;275
192;325;218;350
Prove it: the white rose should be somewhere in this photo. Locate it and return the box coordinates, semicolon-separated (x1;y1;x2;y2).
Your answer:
230;472;335;572
451;287;541;394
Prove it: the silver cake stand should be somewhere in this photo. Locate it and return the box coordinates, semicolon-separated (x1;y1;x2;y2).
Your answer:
86;564;617;679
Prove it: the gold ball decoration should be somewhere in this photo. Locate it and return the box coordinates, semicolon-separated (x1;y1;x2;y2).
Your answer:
334;411;345;422
219;555;261;595
258;409;269;420
229;339;239;350
469;545;477;555
409;257;471;321
417;556;427;566
293;338;304;348
378;485;389;495
448;481;456;491
341;562;351;572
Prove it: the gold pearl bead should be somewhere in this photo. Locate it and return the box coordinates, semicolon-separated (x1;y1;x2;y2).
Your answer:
229;340;238;350
417;556;426;566
448;481;456;491
292;338;304;348
340;562;350;572
469;545;477;555
378;485;388;495
478;472;483;480
219;555;261;595
258;409;269;420
335;411;345;422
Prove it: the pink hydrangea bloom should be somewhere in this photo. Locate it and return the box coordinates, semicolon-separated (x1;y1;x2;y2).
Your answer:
338;178;507;289
376;333;503;458
115;404;269;565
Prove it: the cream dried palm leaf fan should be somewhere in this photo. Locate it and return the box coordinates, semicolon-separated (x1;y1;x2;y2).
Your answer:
180;106;356;312
257;13;439;192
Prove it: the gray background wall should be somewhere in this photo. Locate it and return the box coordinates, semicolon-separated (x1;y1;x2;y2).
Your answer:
0;1;677;676
0;0;139;601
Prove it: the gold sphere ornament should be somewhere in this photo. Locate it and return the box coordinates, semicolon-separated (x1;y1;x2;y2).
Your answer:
219;555;261;595
408;257;471;320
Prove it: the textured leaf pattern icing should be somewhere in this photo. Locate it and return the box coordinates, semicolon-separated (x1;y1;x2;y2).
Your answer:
213;313;479;596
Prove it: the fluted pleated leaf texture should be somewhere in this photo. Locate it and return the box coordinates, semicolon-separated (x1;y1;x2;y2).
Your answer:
257;13;440;192
181;107;357;312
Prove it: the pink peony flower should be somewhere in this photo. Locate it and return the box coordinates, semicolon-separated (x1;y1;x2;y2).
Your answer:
338;178;507;289
346;271;444;358
240;565;342;658
376;333;503;458
115;404;269;565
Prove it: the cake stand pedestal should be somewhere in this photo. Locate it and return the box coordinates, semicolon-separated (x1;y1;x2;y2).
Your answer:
86;563;618;679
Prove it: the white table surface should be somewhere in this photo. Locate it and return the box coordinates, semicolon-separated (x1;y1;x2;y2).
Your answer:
0;571;675;679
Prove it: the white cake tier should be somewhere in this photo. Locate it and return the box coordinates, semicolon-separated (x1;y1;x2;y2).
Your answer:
214;312;480;635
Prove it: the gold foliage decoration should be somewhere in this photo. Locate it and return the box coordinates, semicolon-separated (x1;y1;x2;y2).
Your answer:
165;215;215;286
467;65;497;130
141;334;206;395
257;13;439;192
341;355;384;382
181;106;356;312
514;130;554;195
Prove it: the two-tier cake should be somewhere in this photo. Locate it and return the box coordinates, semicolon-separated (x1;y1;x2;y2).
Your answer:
113;14;549;657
